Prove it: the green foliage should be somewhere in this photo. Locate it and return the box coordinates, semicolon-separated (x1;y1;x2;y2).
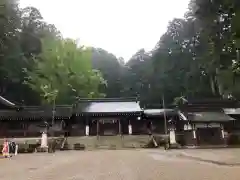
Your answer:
1;0;240;106
24;38;106;104
91;48;123;97
119;0;240;105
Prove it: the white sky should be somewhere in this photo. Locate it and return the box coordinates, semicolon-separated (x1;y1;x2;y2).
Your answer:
20;0;190;60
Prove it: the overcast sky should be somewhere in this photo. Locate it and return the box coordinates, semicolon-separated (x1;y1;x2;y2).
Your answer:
20;0;190;60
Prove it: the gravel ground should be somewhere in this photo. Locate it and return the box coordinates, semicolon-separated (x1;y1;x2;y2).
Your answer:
0;149;240;180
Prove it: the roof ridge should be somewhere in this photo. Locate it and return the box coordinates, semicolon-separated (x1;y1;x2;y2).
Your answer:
78;97;139;102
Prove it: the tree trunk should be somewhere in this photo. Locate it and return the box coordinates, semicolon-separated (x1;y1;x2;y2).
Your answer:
215;68;224;97
210;75;216;95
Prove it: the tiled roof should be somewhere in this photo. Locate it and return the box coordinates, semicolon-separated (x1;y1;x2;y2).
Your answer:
75;98;142;115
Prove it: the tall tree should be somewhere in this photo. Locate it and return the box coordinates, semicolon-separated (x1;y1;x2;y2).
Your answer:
24;38;106;105
91;48;123;97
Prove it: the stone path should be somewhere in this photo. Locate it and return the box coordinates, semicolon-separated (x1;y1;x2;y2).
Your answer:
0;149;239;180
176;149;240;166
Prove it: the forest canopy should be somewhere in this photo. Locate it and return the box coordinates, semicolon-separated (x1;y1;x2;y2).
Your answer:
1;0;240;106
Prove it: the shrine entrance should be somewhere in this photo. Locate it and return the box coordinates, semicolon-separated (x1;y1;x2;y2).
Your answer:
98;118;120;136
196;125;223;145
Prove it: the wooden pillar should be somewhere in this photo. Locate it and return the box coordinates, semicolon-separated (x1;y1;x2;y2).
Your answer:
192;124;197;146
128;119;132;135
150;121;153;133
221;124;225;138
97;119;99;138
193;129;196;139
85;117;89;136
23;122;27;137
148;120;153;135
118;119;122;135
221;124;227;146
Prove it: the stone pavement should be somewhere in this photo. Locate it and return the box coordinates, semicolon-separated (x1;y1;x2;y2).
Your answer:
176;149;240;166
0;149;240;180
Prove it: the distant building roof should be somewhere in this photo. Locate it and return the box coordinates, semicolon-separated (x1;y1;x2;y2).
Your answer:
76;97;139;102
143;109;177;117
0;109;45;120
22;105;73;119
224;108;240;115
54;105;73;118
0;105;73;120
179;98;240;110
0;96;17;109
183;111;235;122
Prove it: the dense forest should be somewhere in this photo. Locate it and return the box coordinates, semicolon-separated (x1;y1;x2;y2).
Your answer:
1;0;240;107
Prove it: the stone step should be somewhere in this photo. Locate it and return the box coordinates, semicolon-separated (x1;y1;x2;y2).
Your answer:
57;135;164;150
66;137;98;149
96;136;123;149
0;135;167;150
122;135;152;148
